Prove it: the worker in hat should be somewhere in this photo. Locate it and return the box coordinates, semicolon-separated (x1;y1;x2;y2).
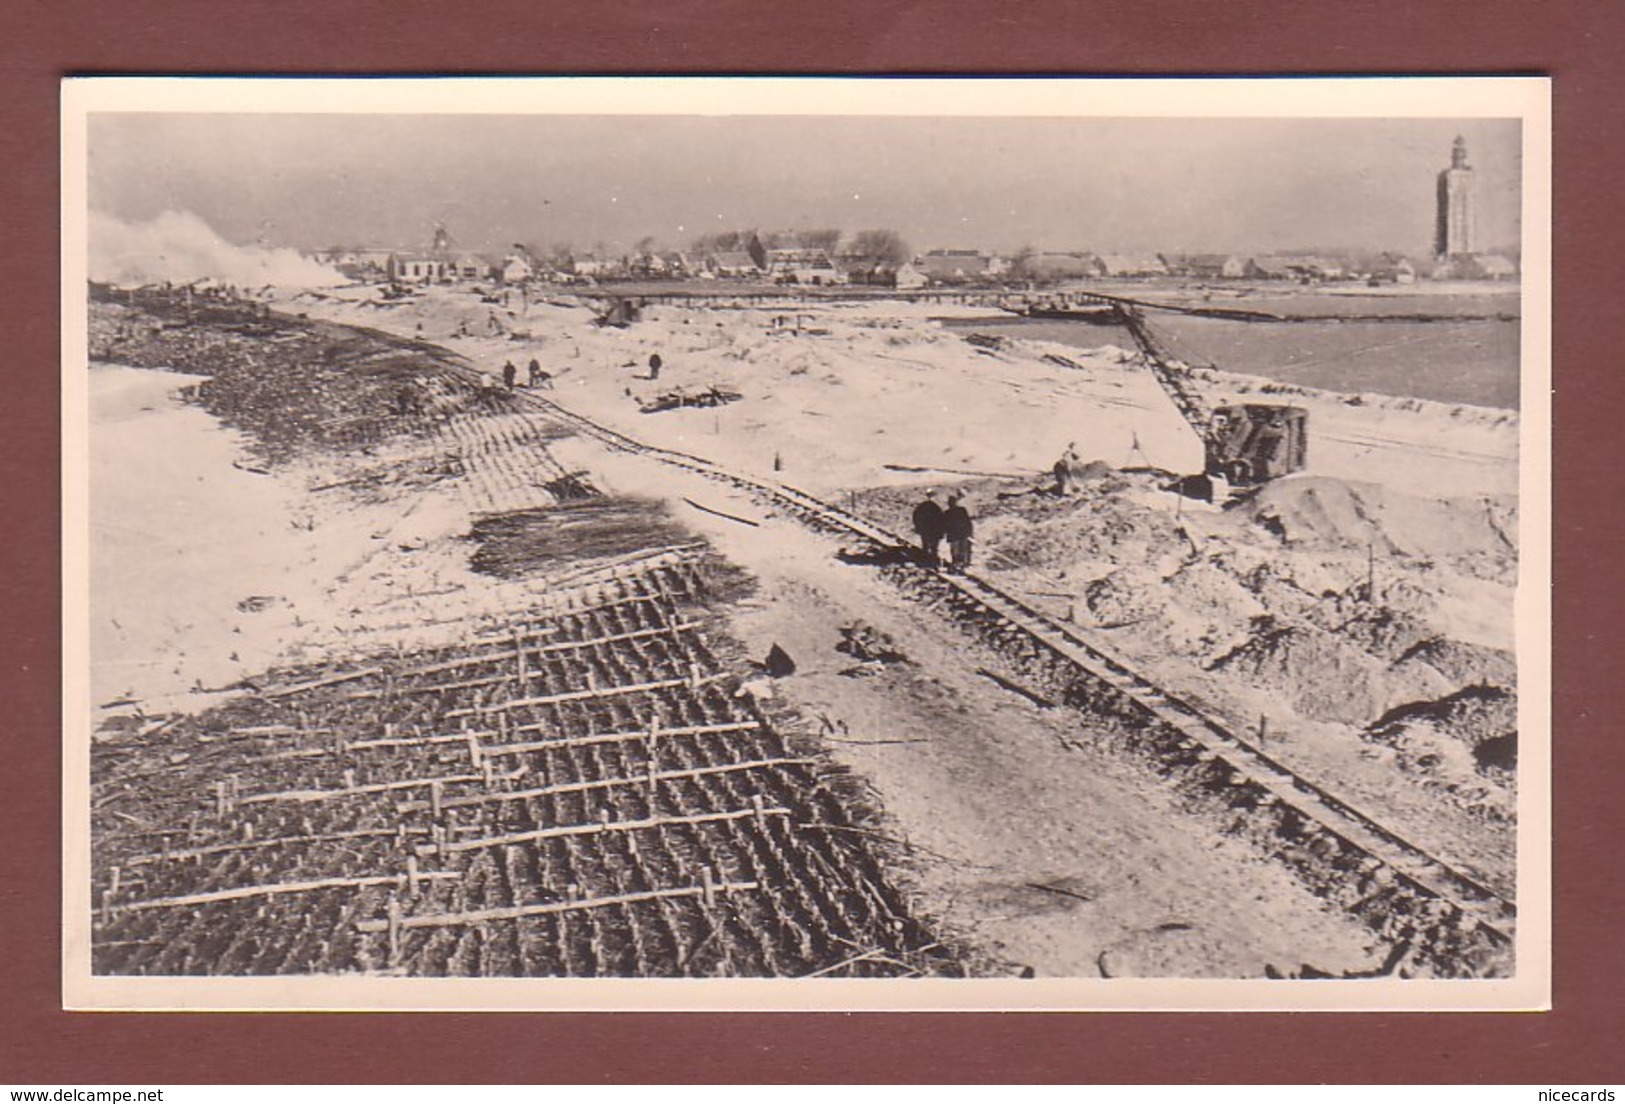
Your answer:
911;489;946;567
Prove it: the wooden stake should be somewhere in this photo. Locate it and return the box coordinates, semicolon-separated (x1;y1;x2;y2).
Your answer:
387;894;403;966
430;780;444;820
1258;714;1268;749
701;865;716;908
406;855;420;894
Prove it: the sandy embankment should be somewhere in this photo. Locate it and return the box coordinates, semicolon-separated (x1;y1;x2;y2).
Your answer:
283;284;1519;501
89;361;510;711
90;286;1520;975
90;364;311;707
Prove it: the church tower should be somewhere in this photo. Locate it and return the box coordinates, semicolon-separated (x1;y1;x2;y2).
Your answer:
1435;136;1477;258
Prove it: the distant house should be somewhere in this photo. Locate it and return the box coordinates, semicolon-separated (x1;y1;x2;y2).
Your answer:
917;249;1007;284
1094;253;1168;278
1428;253;1517;281
311;247;394;278
847;261;927;289
705;251;763;279
1181;254;1248;279
571;254;619;279
447;252;495;281
1020;252;1100;283
1247;256;1347;282
388;252;448;284
629;252;668;279
768;248;847;286
1368;254;1417;285
1296;256;1347;281
890;262;928;290
1244;256;1297;280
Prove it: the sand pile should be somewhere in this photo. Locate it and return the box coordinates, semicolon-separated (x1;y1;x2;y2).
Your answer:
1206;619;1452;725
1236;476;1517;569
1361;684;1518;821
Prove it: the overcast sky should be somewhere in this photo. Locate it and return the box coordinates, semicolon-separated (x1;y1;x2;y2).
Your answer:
88;113;1522;257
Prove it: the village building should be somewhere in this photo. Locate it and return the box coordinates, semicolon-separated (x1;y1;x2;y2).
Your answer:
309;247;394;279
386;250;495;284
1368;254;1418;285
446;252;495;281
843;260;927;289
917;249;1008;285
768;248;847;286
703;251;762;279
569;254;621;280
1474;254;1519;280
1243;255;1299;281
1019;252;1100;283
1296;256;1347;281
387;252;449;284
1429;253;1518;281
1177;253;1249;279
628;252;668;279
1093;253;1169;278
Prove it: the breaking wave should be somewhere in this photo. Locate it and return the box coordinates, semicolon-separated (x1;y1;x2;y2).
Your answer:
89;209;343;289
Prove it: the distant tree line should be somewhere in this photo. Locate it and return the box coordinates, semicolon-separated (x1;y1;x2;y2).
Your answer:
688;228;912;266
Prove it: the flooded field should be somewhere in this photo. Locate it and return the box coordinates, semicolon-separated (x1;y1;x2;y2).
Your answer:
944;288;1522;410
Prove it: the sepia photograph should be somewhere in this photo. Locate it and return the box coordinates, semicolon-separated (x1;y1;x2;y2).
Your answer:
61;77;1551;1011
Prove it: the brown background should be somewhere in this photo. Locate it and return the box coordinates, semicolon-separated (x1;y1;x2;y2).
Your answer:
5;0;1621;1084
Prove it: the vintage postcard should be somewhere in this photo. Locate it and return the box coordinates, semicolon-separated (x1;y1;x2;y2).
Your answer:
61;76;1551;1011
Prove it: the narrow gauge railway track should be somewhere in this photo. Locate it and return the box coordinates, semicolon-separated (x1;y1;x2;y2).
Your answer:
441;360;1516;976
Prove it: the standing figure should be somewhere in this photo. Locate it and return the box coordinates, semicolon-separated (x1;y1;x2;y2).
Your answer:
648;352;663;380
1055;441;1083;495
501;360;517;390
911;490;946;567
526;357;542;388
943;495;974;573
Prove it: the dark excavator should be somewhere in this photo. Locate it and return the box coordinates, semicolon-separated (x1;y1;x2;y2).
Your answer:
1027;289;1306;487
1110;298;1309;486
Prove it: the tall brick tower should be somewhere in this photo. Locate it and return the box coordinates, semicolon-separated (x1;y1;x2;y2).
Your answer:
1435;135;1477;259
